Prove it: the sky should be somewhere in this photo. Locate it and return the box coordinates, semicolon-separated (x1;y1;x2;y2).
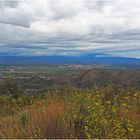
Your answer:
0;0;140;58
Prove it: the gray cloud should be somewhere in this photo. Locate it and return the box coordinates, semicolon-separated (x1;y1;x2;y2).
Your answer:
0;0;140;58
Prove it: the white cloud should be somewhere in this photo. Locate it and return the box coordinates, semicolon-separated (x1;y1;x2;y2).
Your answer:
0;0;140;58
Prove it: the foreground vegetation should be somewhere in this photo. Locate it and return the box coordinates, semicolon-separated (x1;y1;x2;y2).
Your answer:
0;83;140;139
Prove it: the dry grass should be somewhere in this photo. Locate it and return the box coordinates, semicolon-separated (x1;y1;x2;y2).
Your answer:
0;95;75;139
0;88;140;139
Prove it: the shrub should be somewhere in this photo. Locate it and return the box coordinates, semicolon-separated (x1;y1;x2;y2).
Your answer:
73;89;140;139
0;78;24;98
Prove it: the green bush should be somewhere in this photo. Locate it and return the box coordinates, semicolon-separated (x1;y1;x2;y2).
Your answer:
0;78;24;98
73;89;140;139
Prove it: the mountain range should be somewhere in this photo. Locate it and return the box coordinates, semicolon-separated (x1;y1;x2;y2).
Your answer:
0;53;140;69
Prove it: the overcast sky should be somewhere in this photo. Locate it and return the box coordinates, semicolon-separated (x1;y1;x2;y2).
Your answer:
0;0;140;58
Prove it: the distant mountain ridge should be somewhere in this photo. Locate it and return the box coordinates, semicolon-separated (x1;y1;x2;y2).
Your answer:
0;54;140;69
